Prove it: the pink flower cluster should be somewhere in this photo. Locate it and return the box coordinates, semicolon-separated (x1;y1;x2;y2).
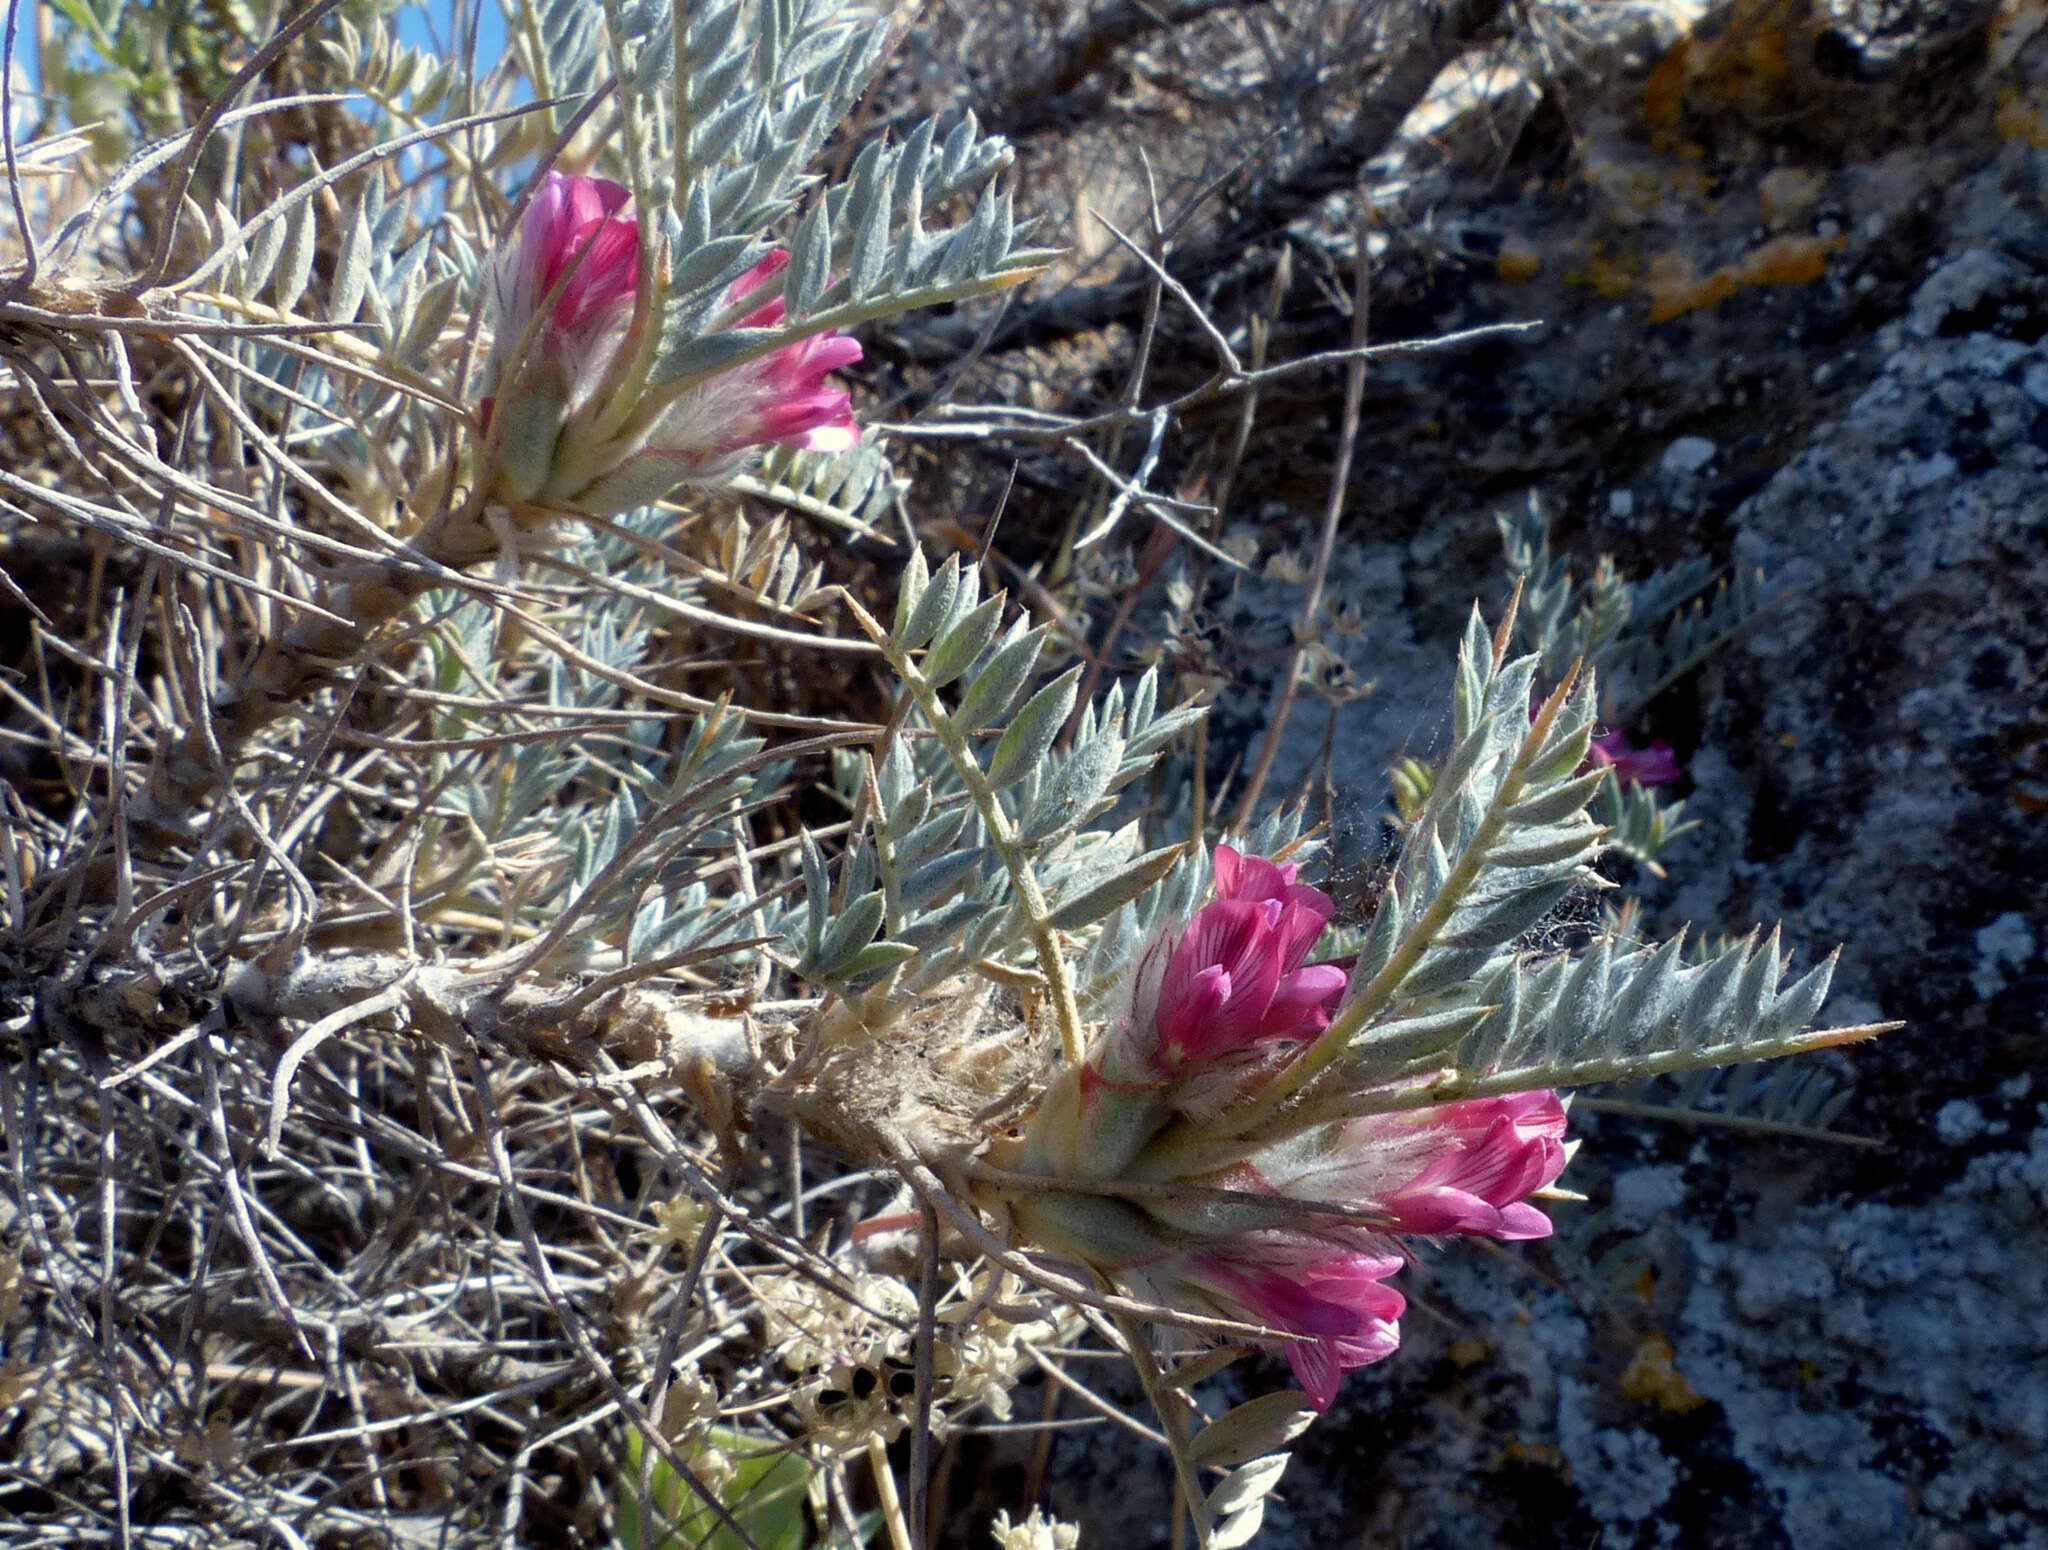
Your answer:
1016;846;1571;1411
482;172;862;514
1164;1088;1567;1407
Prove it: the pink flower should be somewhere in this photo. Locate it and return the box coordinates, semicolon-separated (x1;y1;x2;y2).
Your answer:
1167;1244;1405;1410
1378;1092;1568;1240
1588;730;1682;788
482;172;638;433
517;171;639;334
1143;845;1345;1071
719;249;864;453
1220;1090;1568;1242
482;175;863;513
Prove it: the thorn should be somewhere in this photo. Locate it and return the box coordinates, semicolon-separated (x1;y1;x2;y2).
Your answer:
1493;577;1525;666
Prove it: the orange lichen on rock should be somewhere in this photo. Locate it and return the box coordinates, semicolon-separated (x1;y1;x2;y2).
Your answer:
1640;0;1810;150
1499;1439;1571;1475
1448;1337;1493;1368
1995;84;2048;147
1620;1334;1711;1414
1644;252;1737;322
1643;37;1694;129
1496;237;1543;284
1759;167;1825;227
1645;232;1846;321
1732;232;1844;286
1568;244;1639;299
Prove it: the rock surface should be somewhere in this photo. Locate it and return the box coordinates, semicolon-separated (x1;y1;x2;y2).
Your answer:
1167;13;2048;1550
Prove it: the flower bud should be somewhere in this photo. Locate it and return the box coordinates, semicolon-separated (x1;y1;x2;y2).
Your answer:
481;174;863;516
1148;844;1345;1072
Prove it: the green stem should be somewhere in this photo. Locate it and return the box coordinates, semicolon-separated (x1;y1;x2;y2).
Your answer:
844;593;1087;1068
1115;1311;1213;1550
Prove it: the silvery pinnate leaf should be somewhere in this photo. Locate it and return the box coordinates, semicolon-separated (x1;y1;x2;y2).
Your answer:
953;622;1049;732
895;898;996;955
900;849;983;913
1046;843;1190;933
1019;736;1124;847
895;552;962;653
1187;1393;1320;1471
328;185;378;325
807;890;886;980
834;940;918;983
923;594;1007;689
986;668;1082;791
801;831;830;951
1206;1454;1291;1521
277;198;318;311
890;805;972;877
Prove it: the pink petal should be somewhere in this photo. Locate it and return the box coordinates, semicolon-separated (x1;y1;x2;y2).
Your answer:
1381;1092;1568;1239
1215;848;1300;904
1212;844;1244;898
1589;730;1683;788
790;417;862;452
1157;963;1233;1063
1385;1186;1501;1237
728;247;790;304
1154;901;1284;1065
1195;1251;1405;1410
1257;963;1348;1040
1287;1339;1344;1411
549;214;638;330
1271;886;1336;966
1491;1201;1556;1240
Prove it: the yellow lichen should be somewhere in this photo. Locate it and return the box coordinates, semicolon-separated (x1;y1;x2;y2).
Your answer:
1731;232;1844;287
1448;1337;1493;1369
1644;232;1846;322
1496;237;1543;284
1620;1333;1710;1414
1568;244;1638;299
1995;83;2048;147
1759;167;1825;227
1645;252;1737;323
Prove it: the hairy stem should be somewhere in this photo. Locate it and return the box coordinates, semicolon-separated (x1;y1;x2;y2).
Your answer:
843;592;1088;1068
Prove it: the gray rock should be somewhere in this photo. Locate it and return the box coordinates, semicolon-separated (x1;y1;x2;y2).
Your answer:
1904;249;2031;339
1659;435;1719;475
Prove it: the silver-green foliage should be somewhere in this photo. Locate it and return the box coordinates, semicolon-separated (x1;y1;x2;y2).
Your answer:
1584;1057;1859;1143
1592;767;1699;874
577;0;1051;385
180;0;1046;517
1238;609;1860;1123
415;514;777;975
1499;493;1779;720
790;550;1203;991
728;433;907;539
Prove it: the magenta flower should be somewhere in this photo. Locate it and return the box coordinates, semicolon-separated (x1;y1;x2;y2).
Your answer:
1163;1244;1405;1410
1588;729;1682;788
512;171;638;336
722;250;864;454
482;173;863;513
1231;1091;1568;1243
1378;1092;1569;1240
1009;847;1573;1413
1143;844;1346;1071
486;172;638;426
